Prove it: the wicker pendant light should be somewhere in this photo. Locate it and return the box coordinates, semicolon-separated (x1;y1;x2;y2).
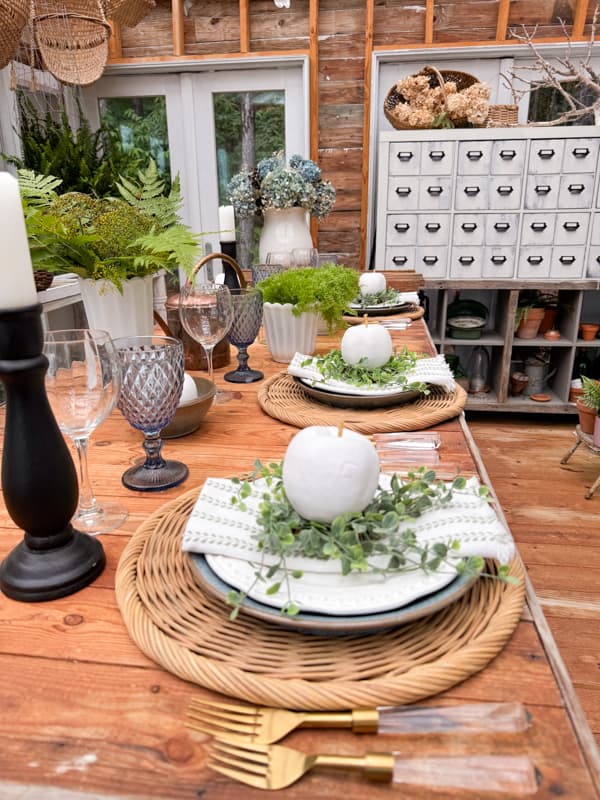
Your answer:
33;0;110;86
0;0;30;70
105;0;155;28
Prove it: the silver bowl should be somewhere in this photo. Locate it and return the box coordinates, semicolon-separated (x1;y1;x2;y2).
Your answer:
162;376;215;439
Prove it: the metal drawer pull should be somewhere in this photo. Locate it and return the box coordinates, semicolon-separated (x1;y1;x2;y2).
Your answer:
425;222;441;232
530;222;547;232
537;148;555;159
527;255;543;265
458;256;475;265
392;256;408;265
563;221;580;231
422;256;439;265
395;186;412;196
461;222;477;232
394;222;410;232
467;150;483;160
493;222;510;232
396;151;414;161
491;255;507;264
568;184;585;194
429;150;445;160
559;255;576;265
534;185;551;195
427;186;443;196
464;186;480;196
573;147;590;157
499;149;516;159
497;185;514;195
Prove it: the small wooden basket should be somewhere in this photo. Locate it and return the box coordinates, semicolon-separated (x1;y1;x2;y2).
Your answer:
486;103;519;127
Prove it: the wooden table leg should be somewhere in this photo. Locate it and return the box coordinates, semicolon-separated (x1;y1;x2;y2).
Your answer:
560;438;582;465
585;473;600;500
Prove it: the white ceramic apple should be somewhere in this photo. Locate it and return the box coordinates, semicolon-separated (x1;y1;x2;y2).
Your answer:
282;425;380;523
179;373;199;405
359;271;386;296
341;320;393;369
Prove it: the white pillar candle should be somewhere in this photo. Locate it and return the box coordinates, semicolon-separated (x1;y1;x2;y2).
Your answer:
0;172;38;310
218;205;236;243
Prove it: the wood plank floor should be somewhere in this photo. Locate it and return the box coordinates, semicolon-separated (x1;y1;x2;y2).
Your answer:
466;411;600;744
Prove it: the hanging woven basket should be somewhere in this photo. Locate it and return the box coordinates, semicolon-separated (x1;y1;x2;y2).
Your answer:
0;0;30;70
105;0;155;28
384;65;482;131
33;0;110;86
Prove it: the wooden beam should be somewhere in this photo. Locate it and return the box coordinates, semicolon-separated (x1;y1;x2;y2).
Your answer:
572;0;590;38
359;0;375;270
495;0;511;42
240;0;250;54
107;19;122;60
107;49;309;66
424;0;435;45
172;0;184;57
309;0;319;246
373;36;578;52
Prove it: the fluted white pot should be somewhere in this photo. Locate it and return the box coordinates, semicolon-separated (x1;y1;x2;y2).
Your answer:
258;207;313;265
78;274;155;340
262;302;319;363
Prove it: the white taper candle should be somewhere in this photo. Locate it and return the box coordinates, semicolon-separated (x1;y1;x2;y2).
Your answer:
0;172;38;310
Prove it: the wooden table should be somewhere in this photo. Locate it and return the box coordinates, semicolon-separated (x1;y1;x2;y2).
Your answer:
1;319;599;799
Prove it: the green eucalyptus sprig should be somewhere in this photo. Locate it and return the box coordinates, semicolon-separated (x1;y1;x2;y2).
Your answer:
352;288;403;307
302;348;429;391
226;461;516;620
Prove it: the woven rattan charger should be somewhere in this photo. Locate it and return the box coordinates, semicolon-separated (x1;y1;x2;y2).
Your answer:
343;304;425;324
115;487;525;710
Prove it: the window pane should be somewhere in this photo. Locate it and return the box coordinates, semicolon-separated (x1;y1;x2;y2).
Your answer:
98;96;170;175
528;81;596;125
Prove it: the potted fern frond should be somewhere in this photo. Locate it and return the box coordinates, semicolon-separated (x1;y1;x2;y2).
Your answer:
19;161;201;339
580;375;600;444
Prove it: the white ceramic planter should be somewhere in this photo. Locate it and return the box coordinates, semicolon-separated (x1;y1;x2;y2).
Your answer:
258;207;313;265
262;302;319;363
78;275;155;340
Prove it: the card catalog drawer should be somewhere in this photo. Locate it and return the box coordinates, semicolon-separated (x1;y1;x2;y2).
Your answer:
528;139;565;173
524;174;560;210
488;176;522;210
586;246;600;277
517;246;552;278
387;176;419;211
417;214;450;245
453;214;484;245
389;143;421;175
485;214;519;246
455;177;488;210
449;247;483;278
562;139;599;173
490;140;527;174
385;247;417;270
550;246;585;278
554;212;589;245
457;141;492;175
557;173;594;209
483;247;515;278
386;214;418;245
521;213;556;246
418;177;453;210
420;141;454;175
417;246;448;277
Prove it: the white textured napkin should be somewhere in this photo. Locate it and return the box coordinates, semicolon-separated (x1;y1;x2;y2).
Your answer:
288;352;456;396
182;474;515;571
350;291;421;308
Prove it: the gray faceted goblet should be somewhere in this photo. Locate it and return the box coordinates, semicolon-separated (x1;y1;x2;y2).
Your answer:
224;288;264;384
114;336;189;491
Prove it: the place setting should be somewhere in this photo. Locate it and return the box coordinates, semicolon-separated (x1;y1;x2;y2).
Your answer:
344;271;425;322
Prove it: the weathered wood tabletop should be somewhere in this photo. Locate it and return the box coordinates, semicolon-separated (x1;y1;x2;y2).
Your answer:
1;318;599;799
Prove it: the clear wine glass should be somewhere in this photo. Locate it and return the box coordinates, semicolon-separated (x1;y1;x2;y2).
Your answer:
179;281;234;404
291;247;319;268
43;329;128;535
114;336;188;492
266;250;294;268
224;288;264;384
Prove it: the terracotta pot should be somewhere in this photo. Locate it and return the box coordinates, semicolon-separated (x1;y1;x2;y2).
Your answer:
576;398;596;435
538;307;558;335
516;307;545;339
579;323;600;341
594;415;600;448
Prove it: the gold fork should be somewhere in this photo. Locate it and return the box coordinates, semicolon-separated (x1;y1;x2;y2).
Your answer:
188;697;530;743
207;733;539;793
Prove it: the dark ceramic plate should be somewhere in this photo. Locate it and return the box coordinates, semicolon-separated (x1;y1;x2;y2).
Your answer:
189;553;480;635
295;377;421;409
346;301;415;318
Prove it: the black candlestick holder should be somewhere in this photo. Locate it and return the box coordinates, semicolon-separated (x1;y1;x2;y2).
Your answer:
0;305;106;601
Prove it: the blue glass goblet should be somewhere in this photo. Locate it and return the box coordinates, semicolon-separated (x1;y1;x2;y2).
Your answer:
114;336;188;492
224;289;264;383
